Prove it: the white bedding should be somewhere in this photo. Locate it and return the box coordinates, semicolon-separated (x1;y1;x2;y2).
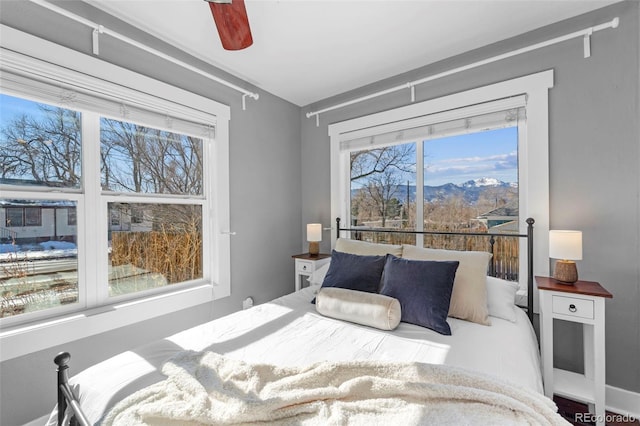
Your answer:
103;352;564;426
48;286;543;425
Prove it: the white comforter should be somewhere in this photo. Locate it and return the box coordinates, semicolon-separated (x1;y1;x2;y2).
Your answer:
103;351;566;426
48;287;545;425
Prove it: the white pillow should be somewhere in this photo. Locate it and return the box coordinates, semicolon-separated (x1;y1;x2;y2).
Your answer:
315;287;401;330
307;262;331;286
486;276;519;322
515;288;528;308
401;245;492;326
335;238;403;257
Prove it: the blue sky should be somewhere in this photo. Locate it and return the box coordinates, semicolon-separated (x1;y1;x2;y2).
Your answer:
424;127;518;186
0;94;43;122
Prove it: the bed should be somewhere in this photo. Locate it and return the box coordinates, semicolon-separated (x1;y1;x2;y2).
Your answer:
48;218;569;425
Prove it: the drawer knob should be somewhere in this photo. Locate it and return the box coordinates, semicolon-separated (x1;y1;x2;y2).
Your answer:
569;304;577;313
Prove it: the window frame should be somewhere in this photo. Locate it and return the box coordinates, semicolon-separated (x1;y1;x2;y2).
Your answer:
347;102;524;247
0;25;231;361
5;207;24;227
67;207;77;226
23;207;42;226
329;71;553;308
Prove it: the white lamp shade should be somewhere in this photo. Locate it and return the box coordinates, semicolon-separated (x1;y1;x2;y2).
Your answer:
549;230;582;260
307;223;322;242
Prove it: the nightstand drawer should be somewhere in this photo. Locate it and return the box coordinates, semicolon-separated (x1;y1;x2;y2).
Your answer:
296;260;314;274
552;295;594;319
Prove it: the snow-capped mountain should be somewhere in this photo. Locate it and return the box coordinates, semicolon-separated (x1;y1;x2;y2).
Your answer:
352;177;517;204
462;177;503;187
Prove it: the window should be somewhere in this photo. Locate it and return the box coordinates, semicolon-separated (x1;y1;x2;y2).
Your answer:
347;106;523;278
67;207;76;226
131;206;144;224
24;206;43;226
0;30;230;340
331;71;553;291
99;119;206;298
5;208;24;227
0;92;214;320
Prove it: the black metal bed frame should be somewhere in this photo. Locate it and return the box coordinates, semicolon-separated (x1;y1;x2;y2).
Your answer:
53;216;534;425
54;352;89;426
336;217;535;324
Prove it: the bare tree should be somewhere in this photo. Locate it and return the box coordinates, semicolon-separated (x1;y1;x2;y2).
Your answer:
0;105;81;186
100;119;202;195
350;145;414;182
363;168;403;227
350;144;414;227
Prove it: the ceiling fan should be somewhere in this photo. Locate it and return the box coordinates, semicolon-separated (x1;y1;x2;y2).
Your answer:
205;0;253;51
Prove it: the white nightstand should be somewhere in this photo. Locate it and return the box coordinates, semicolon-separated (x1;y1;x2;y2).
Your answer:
292;253;331;292
537;276;613;426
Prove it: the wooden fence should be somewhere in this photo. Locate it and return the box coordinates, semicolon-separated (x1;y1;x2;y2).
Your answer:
350;228;521;281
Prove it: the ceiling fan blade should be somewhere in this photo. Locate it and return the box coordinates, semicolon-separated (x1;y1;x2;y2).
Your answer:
207;0;253;51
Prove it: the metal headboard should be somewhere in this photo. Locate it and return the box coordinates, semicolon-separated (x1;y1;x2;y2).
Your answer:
335;217;535;323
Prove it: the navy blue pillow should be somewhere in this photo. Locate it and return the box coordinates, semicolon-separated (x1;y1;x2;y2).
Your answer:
379;255;459;335
319;250;386;294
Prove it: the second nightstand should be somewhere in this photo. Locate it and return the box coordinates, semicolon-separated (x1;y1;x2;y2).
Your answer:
536;276;612;426
292;253;331;292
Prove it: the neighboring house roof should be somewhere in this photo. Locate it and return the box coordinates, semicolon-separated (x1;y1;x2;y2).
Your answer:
477;201;519;219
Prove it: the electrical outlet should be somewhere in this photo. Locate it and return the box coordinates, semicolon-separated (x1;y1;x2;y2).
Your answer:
242;297;253;310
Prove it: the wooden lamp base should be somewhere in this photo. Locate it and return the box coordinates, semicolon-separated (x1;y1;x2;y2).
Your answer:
308;241;319;256
553;260;578;284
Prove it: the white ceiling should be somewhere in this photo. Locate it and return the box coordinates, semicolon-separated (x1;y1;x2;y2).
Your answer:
85;0;617;106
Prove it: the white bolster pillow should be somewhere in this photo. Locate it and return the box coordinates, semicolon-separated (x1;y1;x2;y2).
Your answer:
315;287;401;330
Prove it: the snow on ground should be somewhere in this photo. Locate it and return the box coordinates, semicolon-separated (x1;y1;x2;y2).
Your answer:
0;240;77;260
38;241;76;250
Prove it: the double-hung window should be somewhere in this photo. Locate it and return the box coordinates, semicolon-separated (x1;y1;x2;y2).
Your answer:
0;26;230;358
330;71;554;291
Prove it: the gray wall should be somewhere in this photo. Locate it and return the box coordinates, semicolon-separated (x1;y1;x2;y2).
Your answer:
0;2;302;425
301;0;639;395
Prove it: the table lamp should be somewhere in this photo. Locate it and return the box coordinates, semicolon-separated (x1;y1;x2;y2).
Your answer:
307;223;322;256
549;230;582;284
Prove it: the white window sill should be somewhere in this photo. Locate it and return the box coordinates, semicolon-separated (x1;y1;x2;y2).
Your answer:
0;283;215;361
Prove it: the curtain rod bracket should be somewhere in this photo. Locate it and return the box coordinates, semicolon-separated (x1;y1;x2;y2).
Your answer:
92;25;104;56
305;111;321;126
583;28;593;58
242;92;260;110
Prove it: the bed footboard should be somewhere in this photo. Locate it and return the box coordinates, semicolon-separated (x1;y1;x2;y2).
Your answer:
54;352;90;426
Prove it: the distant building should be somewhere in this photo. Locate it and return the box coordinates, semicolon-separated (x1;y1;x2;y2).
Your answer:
0;199;76;244
476;201;519;232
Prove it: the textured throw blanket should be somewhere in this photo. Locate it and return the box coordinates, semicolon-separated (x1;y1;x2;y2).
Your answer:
102;351;569;426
